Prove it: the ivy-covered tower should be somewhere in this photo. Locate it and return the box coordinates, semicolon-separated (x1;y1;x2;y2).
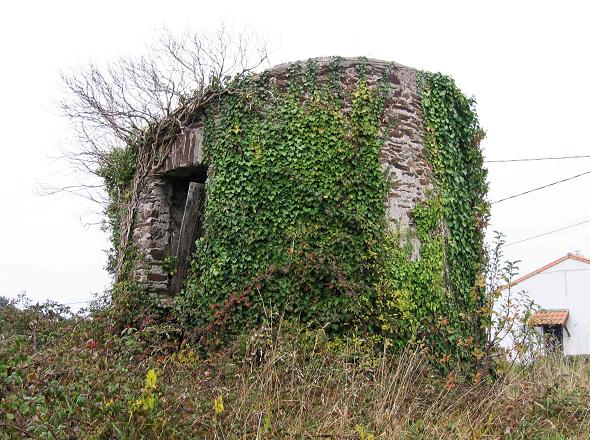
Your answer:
119;57;488;361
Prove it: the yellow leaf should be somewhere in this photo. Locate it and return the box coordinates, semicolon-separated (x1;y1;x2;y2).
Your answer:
214;394;224;415
146;369;157;390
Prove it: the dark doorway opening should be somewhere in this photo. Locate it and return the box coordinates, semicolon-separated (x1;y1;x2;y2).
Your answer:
164;164;207;295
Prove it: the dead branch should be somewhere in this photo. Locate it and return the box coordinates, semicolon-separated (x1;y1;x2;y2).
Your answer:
60;26;269;277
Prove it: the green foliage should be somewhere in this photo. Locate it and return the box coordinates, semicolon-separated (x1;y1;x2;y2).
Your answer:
95;147;163;330
162;256;178;276
179;60;390;338
96;59;489;366
376;215;446;351
108;279;151;328
97;146;138;274
378;72;489;366
100;244;168;331
419;71;489;363
174;61;489;366
97;147;138;190
1;304;589;439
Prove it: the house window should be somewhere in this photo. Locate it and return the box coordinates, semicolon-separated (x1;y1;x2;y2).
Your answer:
542;325;563;353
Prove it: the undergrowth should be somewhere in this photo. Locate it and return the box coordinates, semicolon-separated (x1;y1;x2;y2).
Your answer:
1;298;589;439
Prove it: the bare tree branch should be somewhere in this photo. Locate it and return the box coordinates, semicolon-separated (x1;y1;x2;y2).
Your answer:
62;26;268;175
59;26;269;277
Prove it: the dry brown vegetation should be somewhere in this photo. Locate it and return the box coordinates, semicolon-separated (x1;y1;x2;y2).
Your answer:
1;298;590;439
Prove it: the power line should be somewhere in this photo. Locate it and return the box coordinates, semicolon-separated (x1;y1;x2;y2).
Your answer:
504;218;590;247
3;298;94;308
62;300;93;306
486;154;590;163
491;170;590;204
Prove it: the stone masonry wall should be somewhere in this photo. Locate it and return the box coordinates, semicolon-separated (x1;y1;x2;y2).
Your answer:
266;58;431;231
131;123;206;294
128;58;432;294
131;176;171;293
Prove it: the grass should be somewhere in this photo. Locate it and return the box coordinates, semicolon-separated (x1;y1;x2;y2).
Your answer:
1;299;590;439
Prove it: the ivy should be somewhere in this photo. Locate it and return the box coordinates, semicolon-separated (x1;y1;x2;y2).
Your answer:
421;72;489;359
97;147;138;274
172;62;490;367
95;147;159;328
178;61;390;339
377;72;489;367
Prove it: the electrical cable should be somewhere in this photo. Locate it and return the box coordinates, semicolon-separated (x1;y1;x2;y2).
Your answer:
486;154;590;163
504;218;590;247
62;300;93;305
491;170;590;204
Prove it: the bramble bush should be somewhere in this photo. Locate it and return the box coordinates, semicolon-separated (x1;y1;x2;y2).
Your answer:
1;295;590;438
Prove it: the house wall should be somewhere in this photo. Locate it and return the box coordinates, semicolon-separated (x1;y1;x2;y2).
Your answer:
497;258;590;356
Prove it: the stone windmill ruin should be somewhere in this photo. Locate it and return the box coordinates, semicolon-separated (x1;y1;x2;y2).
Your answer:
123;58;487;320
124;58;436;296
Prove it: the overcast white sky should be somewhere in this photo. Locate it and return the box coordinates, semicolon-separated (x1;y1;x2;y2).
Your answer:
1;0;589;306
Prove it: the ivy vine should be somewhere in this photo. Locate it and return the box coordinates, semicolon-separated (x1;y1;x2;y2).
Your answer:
377;72;489;366
178;60;390;340
98;58;489;367
418;72;489;364
97;147;138;274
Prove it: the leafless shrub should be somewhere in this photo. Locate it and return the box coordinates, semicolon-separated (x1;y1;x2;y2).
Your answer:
58;26;269;275
61;25;268;175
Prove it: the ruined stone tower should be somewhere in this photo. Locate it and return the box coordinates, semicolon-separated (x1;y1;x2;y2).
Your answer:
128;58;433;295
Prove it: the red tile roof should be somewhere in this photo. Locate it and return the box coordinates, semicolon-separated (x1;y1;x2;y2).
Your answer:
530;309;569;326
508;253;590;287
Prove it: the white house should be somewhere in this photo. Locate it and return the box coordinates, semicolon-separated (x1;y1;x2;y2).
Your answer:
496;253;590;357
